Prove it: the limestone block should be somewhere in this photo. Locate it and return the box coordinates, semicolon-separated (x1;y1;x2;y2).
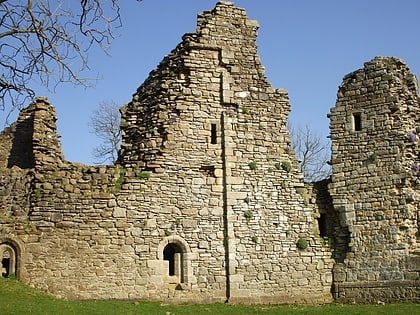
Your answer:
227;191;247;200
147;259;169;275
230;274;244;283
212;185;223;192
226;176;244;185
182;219;197;228
113;207;126;218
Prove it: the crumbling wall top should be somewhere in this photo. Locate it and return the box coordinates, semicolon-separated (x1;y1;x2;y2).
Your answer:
0;97;64;170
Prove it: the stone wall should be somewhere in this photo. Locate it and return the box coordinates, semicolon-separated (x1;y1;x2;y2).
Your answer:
0;2;333;304
329;56;420;302
304;180;349;263
118;1;333;303
0;1;419;305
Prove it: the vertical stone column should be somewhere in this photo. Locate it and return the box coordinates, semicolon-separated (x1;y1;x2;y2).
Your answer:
31;97;64;169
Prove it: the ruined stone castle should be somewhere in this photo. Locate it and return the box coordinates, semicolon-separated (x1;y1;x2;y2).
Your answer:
0;2;419;304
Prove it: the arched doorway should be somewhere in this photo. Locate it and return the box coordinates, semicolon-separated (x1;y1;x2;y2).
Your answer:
158;235;193;284
163;242;184;281
1;244;17;277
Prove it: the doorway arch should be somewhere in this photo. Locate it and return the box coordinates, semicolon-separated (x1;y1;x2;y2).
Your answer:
1;243;17;277
158;235;192;284
163;242;183;279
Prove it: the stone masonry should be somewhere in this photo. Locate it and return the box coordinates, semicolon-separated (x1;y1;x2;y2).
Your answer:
329;56;420;302
0;1;418;304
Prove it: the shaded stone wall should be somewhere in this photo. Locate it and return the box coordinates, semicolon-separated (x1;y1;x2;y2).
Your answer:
329;56;420;302
1;106;34;169
0;167;32;219
304;180;349;263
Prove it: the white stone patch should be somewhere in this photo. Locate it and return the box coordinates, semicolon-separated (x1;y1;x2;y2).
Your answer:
235;91;250;98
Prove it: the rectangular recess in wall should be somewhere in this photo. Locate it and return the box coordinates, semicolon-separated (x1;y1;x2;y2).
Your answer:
211;123;217;144
353;113;362;131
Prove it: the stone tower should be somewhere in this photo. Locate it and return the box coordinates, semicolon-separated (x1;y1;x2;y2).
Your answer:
329;56;420;302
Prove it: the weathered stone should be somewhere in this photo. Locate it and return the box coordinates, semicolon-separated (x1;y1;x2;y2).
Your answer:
329;56;420;303
0;2;418;306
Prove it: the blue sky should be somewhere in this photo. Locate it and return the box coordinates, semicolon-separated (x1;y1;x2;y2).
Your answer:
3;0;420;164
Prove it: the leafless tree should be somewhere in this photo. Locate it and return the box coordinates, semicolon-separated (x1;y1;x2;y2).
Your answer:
0;0;142;118
289;123;331;182
88;100;121;165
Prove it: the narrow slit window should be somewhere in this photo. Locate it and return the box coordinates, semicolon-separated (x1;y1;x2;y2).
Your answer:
353;113;362;131
211;124;217;144
317;214;327;238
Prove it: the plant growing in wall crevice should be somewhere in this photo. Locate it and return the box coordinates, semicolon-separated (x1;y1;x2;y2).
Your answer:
281;161;292;173
295;187;305;196
248;161;257;171
275;161;292;173
137;171;151;180
319;236;333;248
244;210;253;222
368;153;378;163
113;170;125;193
33;187;44;201
242;107;250;114
296;238;308;250
24;219;35;233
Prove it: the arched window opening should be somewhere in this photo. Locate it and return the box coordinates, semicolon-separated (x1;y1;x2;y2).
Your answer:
163;243;184;282
2;251;10;277
1;245;16;278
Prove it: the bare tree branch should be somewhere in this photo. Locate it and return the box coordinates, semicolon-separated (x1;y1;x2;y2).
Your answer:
289;123;331;182
88;100;121;165
0;0;142;120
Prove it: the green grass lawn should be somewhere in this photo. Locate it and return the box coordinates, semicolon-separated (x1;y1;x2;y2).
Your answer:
0;277;418;315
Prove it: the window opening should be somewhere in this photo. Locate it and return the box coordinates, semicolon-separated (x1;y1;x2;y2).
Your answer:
353;113;362;131
211;123;217;144
163;243;184;281
1;249;12;277
317;214;327;238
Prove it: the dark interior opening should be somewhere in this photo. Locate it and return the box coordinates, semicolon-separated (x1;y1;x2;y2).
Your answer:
163;243;182;276
211;123;217;144
353;113;362;131
2;258;10;277
318;214;327;238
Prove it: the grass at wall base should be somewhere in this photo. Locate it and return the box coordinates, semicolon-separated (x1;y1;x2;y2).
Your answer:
0;277;417;315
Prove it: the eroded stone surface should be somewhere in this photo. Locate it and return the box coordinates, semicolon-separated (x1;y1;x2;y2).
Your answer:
0;1;418;304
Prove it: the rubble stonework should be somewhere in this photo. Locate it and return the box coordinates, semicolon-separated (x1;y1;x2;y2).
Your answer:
0;1;419;304
329;56;420;302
